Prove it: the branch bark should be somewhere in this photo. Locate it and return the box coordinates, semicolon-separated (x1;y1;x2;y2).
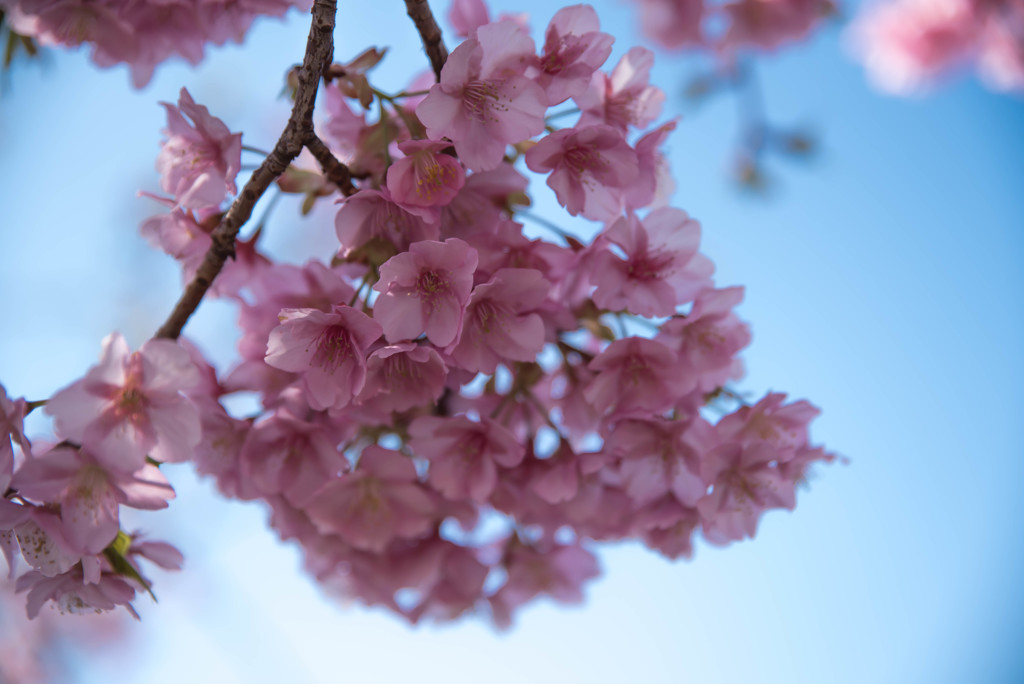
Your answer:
306;132;357;195
403;0;448;82
154;0;343;340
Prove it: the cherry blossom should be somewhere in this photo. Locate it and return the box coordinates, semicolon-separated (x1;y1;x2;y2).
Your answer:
416;21;547;171
386;140;467;207
591;208;715;317
372;238;479;347
575;47;665;132
45;333;201;474
265;305;383;411
531;4;615;105
448;267;550;373
525;124;640;221
156;88;242;210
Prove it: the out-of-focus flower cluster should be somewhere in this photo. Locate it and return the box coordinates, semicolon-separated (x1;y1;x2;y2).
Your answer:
600;0;836;54
0;0;311;86
850;0;1024;93
2;1;835;626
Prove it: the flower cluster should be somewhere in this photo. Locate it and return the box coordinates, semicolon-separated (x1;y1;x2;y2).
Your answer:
850;0;1024;93
0;342;188;619
615;0;835;53
0;0;310;86
2;1;836;624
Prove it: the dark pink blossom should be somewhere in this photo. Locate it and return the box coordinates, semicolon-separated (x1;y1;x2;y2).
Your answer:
631;0;707;49
335;188;440;259
265;305;382;411
591;208;714;317
698;442;797;544
46;333;201;474
575;47;665;132
408;415;524;502
526;125;640;222
716;392;820;453
584;336;688;415
721;0;833;52
448;268;550;373
604;416;717;507
531;4;615;105
237;409;348;506
625;119;678;210
372;238;479;347
490;540;600;629
656;286;751;393
304;446;435;552
356;343;448;413
156;88;242;209
416;22;547;171
386;140;466;207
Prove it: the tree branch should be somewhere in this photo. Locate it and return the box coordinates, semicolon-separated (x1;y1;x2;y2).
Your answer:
153;0;340;340
306;132;357;195
403;0;448;81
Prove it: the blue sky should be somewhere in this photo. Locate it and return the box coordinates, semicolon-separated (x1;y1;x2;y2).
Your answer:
0;1;1021;682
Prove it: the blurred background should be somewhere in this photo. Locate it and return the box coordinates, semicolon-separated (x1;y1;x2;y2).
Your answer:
0;0;1022;682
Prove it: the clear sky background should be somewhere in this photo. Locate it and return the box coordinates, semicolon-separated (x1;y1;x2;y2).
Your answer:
0;1;1022;682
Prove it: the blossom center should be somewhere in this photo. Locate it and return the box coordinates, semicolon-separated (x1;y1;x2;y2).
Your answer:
308;325;352;374
462;80;504;122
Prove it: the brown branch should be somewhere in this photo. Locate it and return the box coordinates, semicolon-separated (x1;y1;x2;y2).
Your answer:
153;0;340;340
403;0;448;82
306;132;357;195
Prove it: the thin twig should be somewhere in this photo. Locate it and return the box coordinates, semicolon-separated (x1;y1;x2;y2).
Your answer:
306;132;357;195
403;0;448;81
153;0;340;340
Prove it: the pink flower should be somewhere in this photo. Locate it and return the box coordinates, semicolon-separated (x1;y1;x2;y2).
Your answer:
656;286;751;393
636;499;700;560
408;415;524;501
1;383;29;493
631;0;707;49
334;189;440;260
605;416;716;507
356;343;448;413
591;208;715;317
16;567;138;619
448;268;550;373
386;140;466;207
625;119;678;210
440;164;530;239
13;446;174;554
722;0;832;52
449;0;491;38
531;5;615;105
304;446;435;552
156;88;242;209
697;442;797;544
850;0;977;93
372;238;479;347
716;392;820;454
10;513;80;578
416;22;547;171
46;333;201;474
265;305;382;411
575;47;665;132
238;409;349;506
584;336;689;415
490;540;600;628
525;125;640;222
